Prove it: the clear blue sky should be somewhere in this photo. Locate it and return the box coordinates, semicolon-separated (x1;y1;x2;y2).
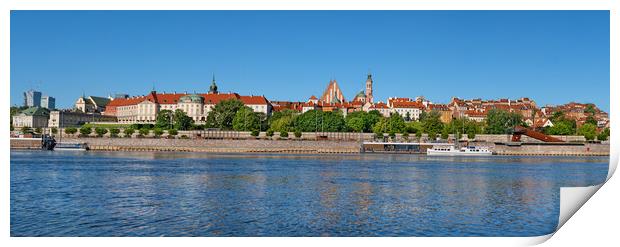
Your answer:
10;11;610;112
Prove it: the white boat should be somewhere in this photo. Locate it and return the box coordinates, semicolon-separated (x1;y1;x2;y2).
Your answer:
54;142;89;151
427;145;492;156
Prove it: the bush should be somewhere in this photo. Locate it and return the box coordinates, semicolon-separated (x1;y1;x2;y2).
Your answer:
153;128;164;137
280;130;289;138
388;131;396;140
180;134;189;139
95;127;108;137
402;132;409;140
294;130;302;138
251;130;260;137
51;127;58;134
109;128;120;137
79;126;92;137
374;132;383;140
266;129;274;137
428;131;437;140
168;129;178;137
34;127;42;134
21;126;32;133
467;130;476;140
139;127;150;137
65;127;78;135
123;128;135;138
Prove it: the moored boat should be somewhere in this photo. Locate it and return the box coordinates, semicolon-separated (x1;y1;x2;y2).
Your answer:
54;142;89;151
427;145;492;156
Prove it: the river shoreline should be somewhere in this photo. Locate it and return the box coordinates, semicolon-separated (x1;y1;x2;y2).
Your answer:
10;137;610;156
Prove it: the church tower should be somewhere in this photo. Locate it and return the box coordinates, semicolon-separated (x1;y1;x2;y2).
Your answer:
209;74;218;94
365;73;374;103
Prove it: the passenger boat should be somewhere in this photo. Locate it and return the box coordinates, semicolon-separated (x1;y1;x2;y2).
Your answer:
54;142;89;151
426;145;492;156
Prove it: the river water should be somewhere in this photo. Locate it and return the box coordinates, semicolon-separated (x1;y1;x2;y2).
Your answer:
10;150;608;237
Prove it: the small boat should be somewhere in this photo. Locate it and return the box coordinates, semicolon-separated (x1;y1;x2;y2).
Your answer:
54;142;89;151
427;145;492;156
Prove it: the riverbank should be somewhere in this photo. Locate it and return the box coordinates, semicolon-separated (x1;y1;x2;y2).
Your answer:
10;137;610;156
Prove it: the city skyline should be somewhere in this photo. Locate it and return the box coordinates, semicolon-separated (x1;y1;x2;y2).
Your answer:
10;10;610;112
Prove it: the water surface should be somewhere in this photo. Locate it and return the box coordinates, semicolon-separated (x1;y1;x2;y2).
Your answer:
10;150;608;236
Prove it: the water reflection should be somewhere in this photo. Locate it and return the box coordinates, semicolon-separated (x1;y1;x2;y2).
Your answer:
10;150;608;237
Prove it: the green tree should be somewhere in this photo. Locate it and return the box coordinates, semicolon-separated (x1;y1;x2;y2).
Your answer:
65;127;77;135
94;127;108;137
109;128;120;137
232;106;261;131
294;129;302;138
577;123;597;141
420;111;444;135
585;104;596;115
79;126;92;137
545;119;576;135
269;115;295;132
345;110;382;133
373;113;406;135
173;109;194;130
210;99;245;129
404;112;411;122
294;110;345;132
585;115;597;126
168;129;178;138
597;128;610;141
441;126;449;140
123;128;135;138
467;129;476;140
153;128;164;138
155;109;174;129
484;109;523;134
345;117;365;132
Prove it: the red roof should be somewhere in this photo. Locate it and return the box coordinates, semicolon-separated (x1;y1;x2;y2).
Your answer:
392;101;425;109
239;95;269;105
106;91;267;108
370;102;389;109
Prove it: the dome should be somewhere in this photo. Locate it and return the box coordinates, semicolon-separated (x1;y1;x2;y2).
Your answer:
355;91;366;98
179;94;204;103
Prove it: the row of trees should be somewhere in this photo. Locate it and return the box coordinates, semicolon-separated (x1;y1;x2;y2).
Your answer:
18;99;609;141
61;126;181;138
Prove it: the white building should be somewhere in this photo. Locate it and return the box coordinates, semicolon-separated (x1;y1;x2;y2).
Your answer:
12;107;50;128
105;91;272;124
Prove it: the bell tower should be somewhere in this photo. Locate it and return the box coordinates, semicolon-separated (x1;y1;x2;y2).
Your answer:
365;73;374;103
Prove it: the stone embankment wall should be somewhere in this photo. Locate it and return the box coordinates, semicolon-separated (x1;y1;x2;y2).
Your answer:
62;138;361;154
492;143;609;156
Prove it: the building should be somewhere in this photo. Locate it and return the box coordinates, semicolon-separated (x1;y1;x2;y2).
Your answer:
391;100;425;121
41;95;56;110
48;110;117;128
12;107;50;128
368;102;390;117
105;90;272;124
426;103;453;123
352;73;375;104
23;90;42;107
320;79;346;104
75;95;112;113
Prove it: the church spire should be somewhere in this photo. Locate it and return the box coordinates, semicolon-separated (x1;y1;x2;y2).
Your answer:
209;73;218;94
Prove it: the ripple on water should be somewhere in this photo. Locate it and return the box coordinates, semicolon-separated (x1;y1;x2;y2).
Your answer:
10;151;608;237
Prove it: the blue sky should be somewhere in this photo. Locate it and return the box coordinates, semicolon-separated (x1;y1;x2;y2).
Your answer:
10;11;610;112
